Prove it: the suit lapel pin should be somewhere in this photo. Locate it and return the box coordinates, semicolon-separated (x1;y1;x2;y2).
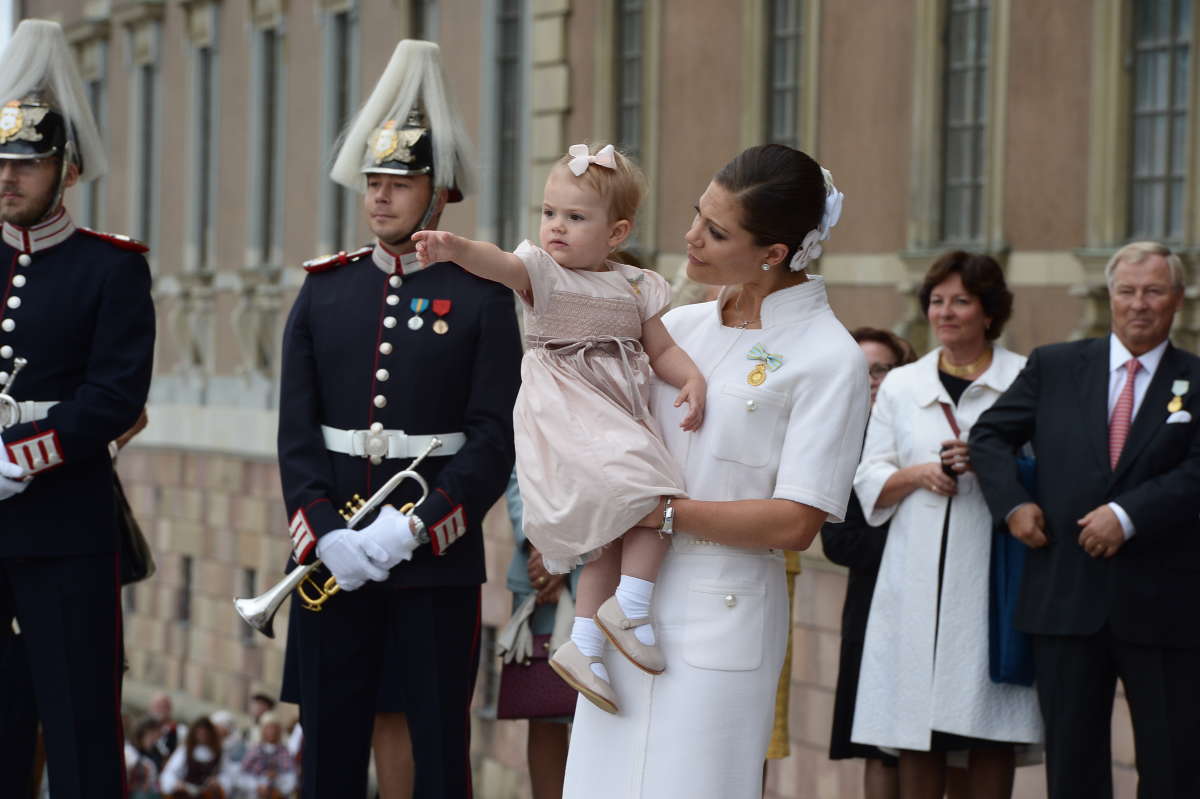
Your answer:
1168;379;1189;414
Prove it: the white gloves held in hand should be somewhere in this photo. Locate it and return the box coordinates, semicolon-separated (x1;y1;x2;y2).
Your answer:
0;436;30;502
314;505;420;592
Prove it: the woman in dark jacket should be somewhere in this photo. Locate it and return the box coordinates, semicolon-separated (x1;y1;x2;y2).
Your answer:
822;327;913;799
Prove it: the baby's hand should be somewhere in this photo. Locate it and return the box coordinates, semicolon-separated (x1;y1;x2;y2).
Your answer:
675;376;706;432
412;230;464;267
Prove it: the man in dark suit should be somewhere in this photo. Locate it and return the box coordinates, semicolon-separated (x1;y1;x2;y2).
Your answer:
0;21;156;799
970;241;1200;799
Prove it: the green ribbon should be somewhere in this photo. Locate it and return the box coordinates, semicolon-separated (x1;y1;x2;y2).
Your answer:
746;344;784;371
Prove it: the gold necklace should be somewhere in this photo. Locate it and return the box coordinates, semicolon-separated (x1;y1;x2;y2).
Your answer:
939;347;993;379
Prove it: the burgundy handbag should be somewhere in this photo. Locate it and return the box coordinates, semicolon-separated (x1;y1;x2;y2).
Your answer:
496;634;578;720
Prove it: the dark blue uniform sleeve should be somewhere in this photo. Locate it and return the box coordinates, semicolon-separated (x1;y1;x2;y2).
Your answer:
3;252;154;471
414;287;522;550
277;278;344;562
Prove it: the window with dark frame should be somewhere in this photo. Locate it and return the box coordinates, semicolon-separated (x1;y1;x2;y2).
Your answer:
256;27;282;264
137;62;157;244
765;0;803;149
939;0;990;244
614;0;644;163
82;75;106;229
495;0;524;251
411;0;438;41
194;44;215;270
1129;0;1192;242
327;10;356;251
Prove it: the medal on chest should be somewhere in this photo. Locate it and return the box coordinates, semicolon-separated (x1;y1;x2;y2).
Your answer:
431;299;452;335
1169;379;1189;413
408;298;429;330
745;344;784;386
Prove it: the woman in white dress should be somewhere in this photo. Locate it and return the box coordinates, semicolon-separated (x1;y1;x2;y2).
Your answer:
850;252;1042;798
563;144;869;799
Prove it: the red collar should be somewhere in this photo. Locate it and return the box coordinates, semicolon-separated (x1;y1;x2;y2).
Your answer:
2;207;77;254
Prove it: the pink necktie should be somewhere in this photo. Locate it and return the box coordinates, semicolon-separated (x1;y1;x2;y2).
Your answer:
1109;358;1140;469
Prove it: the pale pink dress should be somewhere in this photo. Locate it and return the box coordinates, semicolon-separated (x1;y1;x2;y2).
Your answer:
513;241;686;574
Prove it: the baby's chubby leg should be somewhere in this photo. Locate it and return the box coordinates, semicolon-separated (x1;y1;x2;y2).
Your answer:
613;526;669;647
569;542;622;683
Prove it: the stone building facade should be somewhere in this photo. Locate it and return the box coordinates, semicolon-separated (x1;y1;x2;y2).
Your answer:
15;0;1198;796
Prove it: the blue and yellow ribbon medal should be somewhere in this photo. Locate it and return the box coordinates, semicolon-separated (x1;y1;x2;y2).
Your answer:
1168;379;1189;413
746;344;784;386
408;298;430;330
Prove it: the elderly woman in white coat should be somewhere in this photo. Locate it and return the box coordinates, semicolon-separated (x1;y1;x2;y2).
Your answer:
562;145;869;799
851;251;1041;799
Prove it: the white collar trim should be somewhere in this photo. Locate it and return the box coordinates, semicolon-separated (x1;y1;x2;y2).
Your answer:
2;207;77;254
371;241;426;276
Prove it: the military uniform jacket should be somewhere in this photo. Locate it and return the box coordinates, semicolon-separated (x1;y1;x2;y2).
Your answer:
278;242;522;587
0;209;156;557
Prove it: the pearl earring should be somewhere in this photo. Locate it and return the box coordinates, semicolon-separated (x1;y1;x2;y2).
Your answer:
761;263;771;272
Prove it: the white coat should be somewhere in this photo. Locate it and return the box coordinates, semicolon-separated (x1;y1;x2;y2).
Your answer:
850;347;1043;750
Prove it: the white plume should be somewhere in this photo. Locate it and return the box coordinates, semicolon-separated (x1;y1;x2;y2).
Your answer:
0;19;108;181
330;39;475;197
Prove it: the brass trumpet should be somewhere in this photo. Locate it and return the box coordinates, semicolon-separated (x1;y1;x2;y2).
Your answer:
233;437;442;638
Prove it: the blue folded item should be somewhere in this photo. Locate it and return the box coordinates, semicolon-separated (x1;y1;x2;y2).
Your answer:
989;455;1036;686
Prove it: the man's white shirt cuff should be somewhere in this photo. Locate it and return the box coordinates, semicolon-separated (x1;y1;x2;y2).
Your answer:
1108;502;1136;540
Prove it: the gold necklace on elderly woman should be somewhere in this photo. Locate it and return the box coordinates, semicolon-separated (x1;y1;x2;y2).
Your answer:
939;347;993;379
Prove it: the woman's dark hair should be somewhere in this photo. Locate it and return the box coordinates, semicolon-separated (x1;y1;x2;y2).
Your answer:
851;327;916;366
185;716;220;752
714;144;827;264
918;250;1013;340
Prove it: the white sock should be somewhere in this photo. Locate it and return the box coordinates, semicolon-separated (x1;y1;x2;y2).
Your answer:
571;616;610;682
615;575;657;646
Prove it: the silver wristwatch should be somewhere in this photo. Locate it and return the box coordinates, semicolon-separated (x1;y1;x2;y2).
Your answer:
658;497;675;536
409;513;429;544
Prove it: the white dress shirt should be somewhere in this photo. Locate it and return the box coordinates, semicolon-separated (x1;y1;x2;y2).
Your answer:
1106;334;1169;539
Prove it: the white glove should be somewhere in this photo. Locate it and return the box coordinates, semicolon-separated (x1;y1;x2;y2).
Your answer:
363;505;421;570
315;529;390;592
0;437;30;502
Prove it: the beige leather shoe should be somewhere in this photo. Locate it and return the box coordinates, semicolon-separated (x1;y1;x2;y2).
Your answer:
549;640;619;714
595;595;665;674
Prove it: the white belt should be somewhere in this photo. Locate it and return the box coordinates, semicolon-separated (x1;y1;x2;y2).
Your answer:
321;425;466;461
0;400;57;427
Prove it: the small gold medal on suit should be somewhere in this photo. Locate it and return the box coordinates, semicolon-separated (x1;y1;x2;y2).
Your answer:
433;319;449;335
747;363;767;386
1168;395;1183;413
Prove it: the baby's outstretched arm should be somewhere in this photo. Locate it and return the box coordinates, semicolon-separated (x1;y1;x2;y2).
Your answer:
412;230;531;295
643;315;705;431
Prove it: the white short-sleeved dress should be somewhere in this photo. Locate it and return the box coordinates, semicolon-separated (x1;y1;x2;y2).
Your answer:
563;278;871;799
513;241;687;574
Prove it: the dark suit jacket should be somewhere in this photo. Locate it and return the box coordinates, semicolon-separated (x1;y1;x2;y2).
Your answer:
820;491;889;644
969;337;1200;648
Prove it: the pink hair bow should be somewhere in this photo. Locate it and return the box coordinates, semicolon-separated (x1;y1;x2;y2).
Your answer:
567;143;616;176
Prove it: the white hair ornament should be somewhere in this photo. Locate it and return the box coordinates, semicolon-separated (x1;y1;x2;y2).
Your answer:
567;143;616;176
788;167;844;272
